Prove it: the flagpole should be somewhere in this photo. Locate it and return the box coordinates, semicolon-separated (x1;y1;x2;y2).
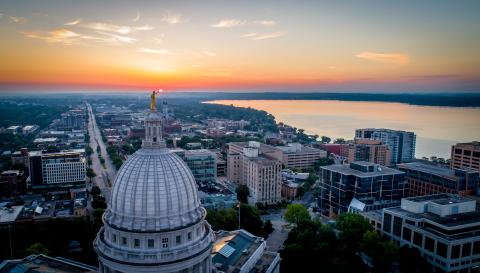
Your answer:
238;201;241;230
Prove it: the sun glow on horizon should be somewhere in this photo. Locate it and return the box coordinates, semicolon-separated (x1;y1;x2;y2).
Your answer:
0;1;479;92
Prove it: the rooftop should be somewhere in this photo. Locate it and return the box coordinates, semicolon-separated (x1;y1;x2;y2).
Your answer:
212;229;264;273
454;141;480;150
0;206;24;225
0;254;98;273
398;162;478;178
405;193;472;204
321;162;404;177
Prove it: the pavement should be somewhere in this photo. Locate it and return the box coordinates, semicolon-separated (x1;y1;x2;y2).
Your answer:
86;103;115;203
262;209;290;252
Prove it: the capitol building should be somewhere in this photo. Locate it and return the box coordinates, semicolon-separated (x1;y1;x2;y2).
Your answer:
94;91;215;273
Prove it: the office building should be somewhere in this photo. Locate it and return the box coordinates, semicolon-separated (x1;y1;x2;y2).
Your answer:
451;141;480;171
381;194;480;273
172;148;217;184
355;128;416;164
228;142;282;205
398;162;479;196
242;147;282;205
28;150;86;190
227;141;278;185
342;139;391;166
319;161;406;218
212;229;280;273
271;143;327;170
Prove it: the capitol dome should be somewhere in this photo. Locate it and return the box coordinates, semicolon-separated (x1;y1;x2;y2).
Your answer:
105;148;204;231
94;91;214;273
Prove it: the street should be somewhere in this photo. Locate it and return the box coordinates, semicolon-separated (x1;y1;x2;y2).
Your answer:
86;103;115;203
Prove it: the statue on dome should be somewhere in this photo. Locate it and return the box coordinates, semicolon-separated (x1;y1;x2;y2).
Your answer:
150;89;162;112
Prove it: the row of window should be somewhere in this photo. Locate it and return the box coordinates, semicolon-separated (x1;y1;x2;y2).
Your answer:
107;227;202;249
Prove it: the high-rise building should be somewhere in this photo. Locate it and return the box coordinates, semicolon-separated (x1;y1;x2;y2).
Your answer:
380;194;480;273
342;139;391;166
450;141;480;171
270;143;327;171
28;150;86;190
242;147;282;205
355;128;416;164
398;162;479;196
227;142;282;205
227;141;278;185
94;92;214;272
318;161;406;218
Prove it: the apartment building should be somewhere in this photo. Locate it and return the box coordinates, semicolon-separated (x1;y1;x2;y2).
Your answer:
451;141;480;171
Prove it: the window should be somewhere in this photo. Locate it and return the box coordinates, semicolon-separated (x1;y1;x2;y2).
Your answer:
424;236;434;252
437;242;447;258
413;232;423;247
112;234;117;243
462;243;472;257
162;238;169;248
134;239;140;248
393;216;402;237
473;241;480;255
402;227;412;241
188;232;192;241
122;237;127;246
176;235;181;245
148;239;154;248
451;245;460;259
383;213;392;233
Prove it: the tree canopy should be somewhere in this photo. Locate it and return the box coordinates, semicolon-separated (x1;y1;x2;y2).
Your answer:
284;204;311;225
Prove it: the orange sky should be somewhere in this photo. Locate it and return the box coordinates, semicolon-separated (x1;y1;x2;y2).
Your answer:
1;1;479;92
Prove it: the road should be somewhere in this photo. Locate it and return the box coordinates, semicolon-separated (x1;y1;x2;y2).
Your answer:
86;103;115;203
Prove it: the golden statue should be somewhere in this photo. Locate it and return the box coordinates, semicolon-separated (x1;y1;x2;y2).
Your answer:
150;90;156;112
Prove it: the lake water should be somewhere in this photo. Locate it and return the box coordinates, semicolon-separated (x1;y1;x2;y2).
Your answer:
206;100;480;159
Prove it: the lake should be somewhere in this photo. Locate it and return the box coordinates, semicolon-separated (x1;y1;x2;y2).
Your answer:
206;100;480;159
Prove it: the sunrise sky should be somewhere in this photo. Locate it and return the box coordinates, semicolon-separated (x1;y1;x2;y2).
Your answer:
1;0;479;92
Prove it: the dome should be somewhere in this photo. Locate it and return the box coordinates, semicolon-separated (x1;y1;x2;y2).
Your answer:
104;148;204;231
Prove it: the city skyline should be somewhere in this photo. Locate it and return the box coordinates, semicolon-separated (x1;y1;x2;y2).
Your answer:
1;0;480;92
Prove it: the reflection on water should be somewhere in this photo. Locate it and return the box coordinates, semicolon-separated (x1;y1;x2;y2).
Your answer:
207;100;480;159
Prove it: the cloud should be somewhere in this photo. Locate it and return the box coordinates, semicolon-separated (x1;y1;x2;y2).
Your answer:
138;47;168;54
250;31;287;41
133;10;140;22
24;28;137;45
10;16;27;24
201;51;216;56
96;31;136;43
240;32;259;38
162;12;182;24
23;29;84;45
65;19;81;26
81;22;152;34
255;20;276;27
211;19;246;28
355;51;410;65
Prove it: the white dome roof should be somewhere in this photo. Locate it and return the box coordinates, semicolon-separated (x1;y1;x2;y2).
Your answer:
104;148;203;231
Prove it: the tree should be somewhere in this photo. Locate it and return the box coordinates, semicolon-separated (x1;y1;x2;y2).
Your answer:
321;136;331;144
86;168;96;181
236;185;250;203
336;213;372;251
334;138;347;144
284;204;311;225
91;185;101;196
26;242;50;255
361;231;398;272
